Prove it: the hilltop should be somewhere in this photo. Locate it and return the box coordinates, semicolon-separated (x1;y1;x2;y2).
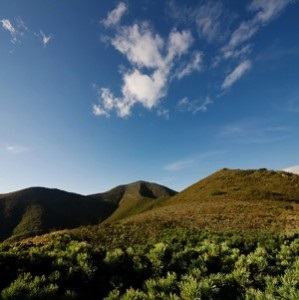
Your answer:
93;180;177;223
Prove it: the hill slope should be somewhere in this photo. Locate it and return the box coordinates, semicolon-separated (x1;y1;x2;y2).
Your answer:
0;181;177;241
108;168;299;236
90;180;177;223
0;187;116;241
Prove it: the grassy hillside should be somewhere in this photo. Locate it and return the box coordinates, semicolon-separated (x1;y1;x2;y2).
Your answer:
103;168;299;235
19;168;299;249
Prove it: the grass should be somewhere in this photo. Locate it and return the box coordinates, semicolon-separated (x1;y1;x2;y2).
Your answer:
2;168;299;245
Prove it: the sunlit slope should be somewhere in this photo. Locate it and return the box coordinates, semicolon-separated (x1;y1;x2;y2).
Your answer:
117;169;299;233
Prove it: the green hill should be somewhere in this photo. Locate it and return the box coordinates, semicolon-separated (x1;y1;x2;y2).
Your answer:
96;180;177;223
0;187;116;241
0;181;176;242
103;168;299;238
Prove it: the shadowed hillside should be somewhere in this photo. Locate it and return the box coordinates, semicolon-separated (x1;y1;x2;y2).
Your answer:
0;181;177;241
0;187;116;241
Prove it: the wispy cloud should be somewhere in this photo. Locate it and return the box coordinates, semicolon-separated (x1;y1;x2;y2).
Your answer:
222;60;251;89
193;1;229;43
157;108;170;120
1;18;28;44
168;0;233;44
3;145;30;154
102;2;127;28
222;0;292;59
94;5;200;118
178;96;213;114
164;159;194;171
1;19;17;43
219;121;291;144
1;17;54;48
175;51;203;79
164;150;224;172
39;30;53;47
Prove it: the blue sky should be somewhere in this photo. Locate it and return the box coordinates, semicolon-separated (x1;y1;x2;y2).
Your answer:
1;0;299;194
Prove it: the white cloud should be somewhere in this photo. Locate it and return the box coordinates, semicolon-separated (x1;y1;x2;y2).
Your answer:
166;29;193;62
222;0;292;59
283;165;299;175
223;44;252;60
122;69;167;109
168;1;232;44
157;108;170;119
178;96;213;114
111;23;165;69
92;103;110;117
222;60;251;89
164;159;194;171
94;22;197;118
194;1;225;43
102;2;127;28
1;19;18;43
248;0;292;23
39;30;53;47
4;145;30;154
175;51;203;79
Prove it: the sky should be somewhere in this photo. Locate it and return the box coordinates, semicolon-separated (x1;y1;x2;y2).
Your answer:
1;0;299;195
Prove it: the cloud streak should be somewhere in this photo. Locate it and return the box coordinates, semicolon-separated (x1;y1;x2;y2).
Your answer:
178;97;213;114
219;121;291;144
164;159;194;171
222;0;292;59
1;18;28;44
222;60;251;89
3;145;30;154
102;2;127;28
39;30;53;47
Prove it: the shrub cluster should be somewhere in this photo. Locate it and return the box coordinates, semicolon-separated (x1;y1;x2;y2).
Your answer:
0;230;299;299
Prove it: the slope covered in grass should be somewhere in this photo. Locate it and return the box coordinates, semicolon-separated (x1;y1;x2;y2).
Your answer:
110;169;299;234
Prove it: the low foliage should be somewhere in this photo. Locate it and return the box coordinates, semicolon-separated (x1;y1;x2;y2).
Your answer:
1;229;299;299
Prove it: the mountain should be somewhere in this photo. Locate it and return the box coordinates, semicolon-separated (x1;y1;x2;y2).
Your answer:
89;180;177;223
99;168;299;241
0;187;115;241
2;168;299;245
0;181;177;241
283;165;299;175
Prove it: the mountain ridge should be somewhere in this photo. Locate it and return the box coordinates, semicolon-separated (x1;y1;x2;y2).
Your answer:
0;181;176;241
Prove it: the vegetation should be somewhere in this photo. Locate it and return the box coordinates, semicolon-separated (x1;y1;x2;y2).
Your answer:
1;168;299;298
1;229;299;299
